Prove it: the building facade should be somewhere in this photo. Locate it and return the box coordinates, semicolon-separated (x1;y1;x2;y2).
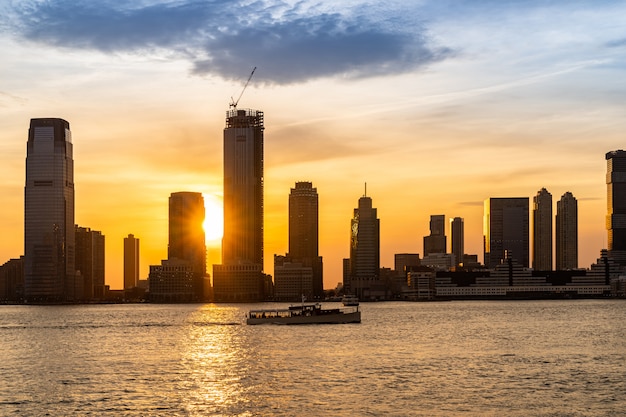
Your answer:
606;150;626;266
213;109;265;302
484;197;529;269
168;192;206;301
533;188;553;270
149;258;195;303
287;181;323;298
450;217;464;267
124;234;140;289
556;192;578;270
75;226;105;300
423;214;446;256
348;193;380;298
24;118;76;302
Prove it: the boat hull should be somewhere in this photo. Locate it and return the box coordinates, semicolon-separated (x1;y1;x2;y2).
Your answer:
247;311;361;325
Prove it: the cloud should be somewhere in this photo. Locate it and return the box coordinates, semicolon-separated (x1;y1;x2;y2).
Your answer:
4;0;451;84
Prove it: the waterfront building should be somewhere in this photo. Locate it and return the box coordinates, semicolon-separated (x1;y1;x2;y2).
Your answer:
0;257;24;302
348;191;380;298
169;192;206;301
421;253;456;271
273;255;314;301
213;109;265;302
75;226;105;300
450;217;464;267
483;197;529;269
124;234;140;289
556;192;578;270
24;118;76;302
287;181;323;298
148;258;195;303
533;188;553;270
423;215;446;256
394;253;421;275
605;150;626;266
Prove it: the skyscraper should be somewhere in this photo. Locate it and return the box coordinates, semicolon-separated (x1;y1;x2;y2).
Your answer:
75;226;105;300
484;197;529;269
533;188;553;270
606;150;626;266
124;234;140;290
423;215;446;256
24;118;76;302
287;181;323;298
556;192;578;270
450;217;464;267
168;192;206;301
213;109;265;301
349;191;380;297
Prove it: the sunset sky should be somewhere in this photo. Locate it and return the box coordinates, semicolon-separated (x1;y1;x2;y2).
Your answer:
1;0;625;290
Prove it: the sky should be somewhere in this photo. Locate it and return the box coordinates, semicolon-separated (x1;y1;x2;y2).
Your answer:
1;0;625;290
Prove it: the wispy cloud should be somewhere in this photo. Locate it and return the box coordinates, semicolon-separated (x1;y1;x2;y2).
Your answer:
4;0;451;84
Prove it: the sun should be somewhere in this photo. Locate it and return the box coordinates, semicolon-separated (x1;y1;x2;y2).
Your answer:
203;194;224;243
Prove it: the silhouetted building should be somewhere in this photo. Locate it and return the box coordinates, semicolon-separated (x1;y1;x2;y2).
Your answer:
424;215;446;256
556;192;578;270
124;234;140;290
606;150;626;266
450;217;464;267
149;258;195;303
348;190;380;298
213;109;265;302
533;188;552;270
484;197;529;269
75;226;105;300
0;257;24;302
24;118;77;302
394;253;421;275
287;181;323;297
274;255;313;301
169;192;206;301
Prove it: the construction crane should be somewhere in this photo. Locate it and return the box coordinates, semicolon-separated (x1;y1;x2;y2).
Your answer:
229;67;256;109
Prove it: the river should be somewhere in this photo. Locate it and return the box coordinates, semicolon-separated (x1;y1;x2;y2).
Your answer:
0;300;624;416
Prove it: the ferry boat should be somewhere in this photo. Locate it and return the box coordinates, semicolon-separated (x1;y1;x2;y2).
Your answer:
342;295;359;306
246;303;361;325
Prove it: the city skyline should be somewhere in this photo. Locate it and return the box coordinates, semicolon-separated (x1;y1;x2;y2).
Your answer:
1;1;625;289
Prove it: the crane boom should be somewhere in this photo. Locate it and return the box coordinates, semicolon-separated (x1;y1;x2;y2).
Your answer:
230;67;256;109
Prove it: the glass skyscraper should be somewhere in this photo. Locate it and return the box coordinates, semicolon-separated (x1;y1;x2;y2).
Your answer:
606;150;626;266
484;197;529;269
24;118;76;302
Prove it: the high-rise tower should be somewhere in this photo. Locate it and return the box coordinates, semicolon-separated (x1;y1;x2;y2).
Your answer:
556;192;578;270
450;217;464;267
124;234;140;290
533;188;553;270
349;190;380;297
24;118;76;302
423;215;446;256
213;109;265;301
484;197;529;269
606;150;626;266
168;192;206;300
288;181;323;297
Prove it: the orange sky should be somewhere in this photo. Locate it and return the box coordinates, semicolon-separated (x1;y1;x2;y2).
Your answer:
1;1;624;289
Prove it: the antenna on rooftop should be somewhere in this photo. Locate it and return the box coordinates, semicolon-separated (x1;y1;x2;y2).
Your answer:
364;182;367;197
229;67;256;109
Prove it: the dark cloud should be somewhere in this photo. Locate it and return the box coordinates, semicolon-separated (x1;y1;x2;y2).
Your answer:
5;0;451;84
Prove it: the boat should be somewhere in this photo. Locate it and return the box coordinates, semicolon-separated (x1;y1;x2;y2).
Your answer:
342;295;359;306
246;303;361;325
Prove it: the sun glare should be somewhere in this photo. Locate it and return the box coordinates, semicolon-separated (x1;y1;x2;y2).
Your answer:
203;194;224;243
